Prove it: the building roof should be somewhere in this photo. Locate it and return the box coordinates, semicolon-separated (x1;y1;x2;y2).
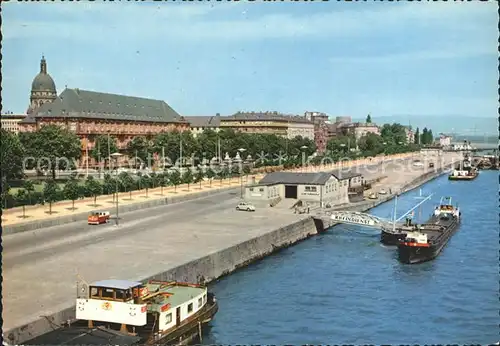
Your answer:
1;114;27;120
330;169;362;180
338;122;379;129
223;111;313;124
20;114;36;124
185;115;220;127
259;172;336;185
32;88;186;123
31;57;56;92
90;279;142;289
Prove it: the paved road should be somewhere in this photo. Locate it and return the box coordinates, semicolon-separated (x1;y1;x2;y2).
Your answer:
3;188;241;269
2;156;431;270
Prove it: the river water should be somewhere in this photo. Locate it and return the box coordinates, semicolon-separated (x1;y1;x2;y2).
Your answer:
203;171;498;345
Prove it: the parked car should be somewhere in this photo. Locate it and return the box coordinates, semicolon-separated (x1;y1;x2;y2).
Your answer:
429;162;435;168
379;189;387;195
236;201;256;212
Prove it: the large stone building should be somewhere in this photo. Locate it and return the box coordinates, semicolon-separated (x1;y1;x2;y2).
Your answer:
244;170;363;208
304;111;329;154
1;113;27;134
334;116;380;140
27;56;58;115
184;114;221;137
19;57;189;167
220;111;315;140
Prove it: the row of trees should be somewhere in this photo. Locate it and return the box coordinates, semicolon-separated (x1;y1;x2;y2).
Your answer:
2;120;434;185
2;164;253;211
323;122;432;161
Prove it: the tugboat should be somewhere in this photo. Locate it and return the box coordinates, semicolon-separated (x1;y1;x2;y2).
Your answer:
397;197;461;264
448;154;478;180
24;279;218;345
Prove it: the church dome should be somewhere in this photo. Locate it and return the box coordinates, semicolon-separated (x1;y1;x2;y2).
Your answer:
31;56;56;92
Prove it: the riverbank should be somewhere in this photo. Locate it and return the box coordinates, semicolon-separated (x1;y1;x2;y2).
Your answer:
4;153;459;345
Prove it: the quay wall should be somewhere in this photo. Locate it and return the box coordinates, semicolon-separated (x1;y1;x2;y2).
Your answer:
5;161;456;344
2;186;239;235
6;218;319;345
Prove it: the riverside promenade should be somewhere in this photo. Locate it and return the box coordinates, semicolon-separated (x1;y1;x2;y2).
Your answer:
2;152;459;344
3;152;416;231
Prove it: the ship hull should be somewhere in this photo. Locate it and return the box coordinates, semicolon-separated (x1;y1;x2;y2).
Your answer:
448;174;477;181
24;297;219;346
397;219;460;264
380;230;406;246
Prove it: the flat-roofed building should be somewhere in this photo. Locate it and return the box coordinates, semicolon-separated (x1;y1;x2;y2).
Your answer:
244;171;355;208
220;111;314;140
1;114;27;134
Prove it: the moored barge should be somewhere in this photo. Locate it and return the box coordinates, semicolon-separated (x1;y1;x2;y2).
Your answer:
397;197;461;264
24;279;218;345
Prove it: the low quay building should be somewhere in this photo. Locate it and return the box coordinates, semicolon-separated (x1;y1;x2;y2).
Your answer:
244;170;363;208
220;111;315;140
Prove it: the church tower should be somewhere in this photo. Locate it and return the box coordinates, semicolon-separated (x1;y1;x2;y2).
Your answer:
27;56;57;115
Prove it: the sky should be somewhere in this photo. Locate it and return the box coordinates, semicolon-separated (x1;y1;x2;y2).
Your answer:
2;1;498;134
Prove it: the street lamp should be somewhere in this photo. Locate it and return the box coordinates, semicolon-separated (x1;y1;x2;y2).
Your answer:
300;145;308;172
110;152;123;226
237;148;246;198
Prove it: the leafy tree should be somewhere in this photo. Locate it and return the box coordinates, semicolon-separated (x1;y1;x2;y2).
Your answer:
231;163;241;177
358;133;385;157
127;136;151;168
220;165;230;185
0;129;25;181
182;168;194;191
138;173;152;198
150;172;159;190
23;179;35;206
158;172;168;195
43;179;60;214
63;177;81;210
366;114;372;123
24;124;82;179
169;169;181;192
414;127;420;145
1;177;10;209
205;167;215;188
90;135;118;169
16;189;29;218
84;176;102;207
119;172;135;200
194;167;205;189
102;173;117;200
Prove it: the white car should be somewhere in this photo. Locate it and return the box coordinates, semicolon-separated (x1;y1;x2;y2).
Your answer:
413;161;424;167
379;189;387;195
236;202;256;212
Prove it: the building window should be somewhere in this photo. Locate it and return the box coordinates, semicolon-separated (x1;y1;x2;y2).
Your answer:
198;298;203;308
249;188;254;191
187;303;193;313
165;313;172;324
259;188;264;192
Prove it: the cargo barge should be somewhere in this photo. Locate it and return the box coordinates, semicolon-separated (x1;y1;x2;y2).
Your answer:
24;279;218;345
397;197;461;264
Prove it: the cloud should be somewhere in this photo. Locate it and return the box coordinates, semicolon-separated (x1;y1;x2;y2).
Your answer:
3;1;496;42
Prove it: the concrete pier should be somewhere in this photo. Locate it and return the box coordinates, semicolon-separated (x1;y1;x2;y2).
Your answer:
2;152;460;345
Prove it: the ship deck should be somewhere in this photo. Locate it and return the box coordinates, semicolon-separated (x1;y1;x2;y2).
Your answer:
417;214;457;243
147;284;205;310
23;326;142;345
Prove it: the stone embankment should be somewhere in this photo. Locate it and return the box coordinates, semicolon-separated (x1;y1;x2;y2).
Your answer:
4;152;445;345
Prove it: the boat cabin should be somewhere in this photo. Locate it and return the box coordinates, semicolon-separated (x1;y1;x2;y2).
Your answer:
76;279;211;339
403;231;428;245
76;279;149;332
